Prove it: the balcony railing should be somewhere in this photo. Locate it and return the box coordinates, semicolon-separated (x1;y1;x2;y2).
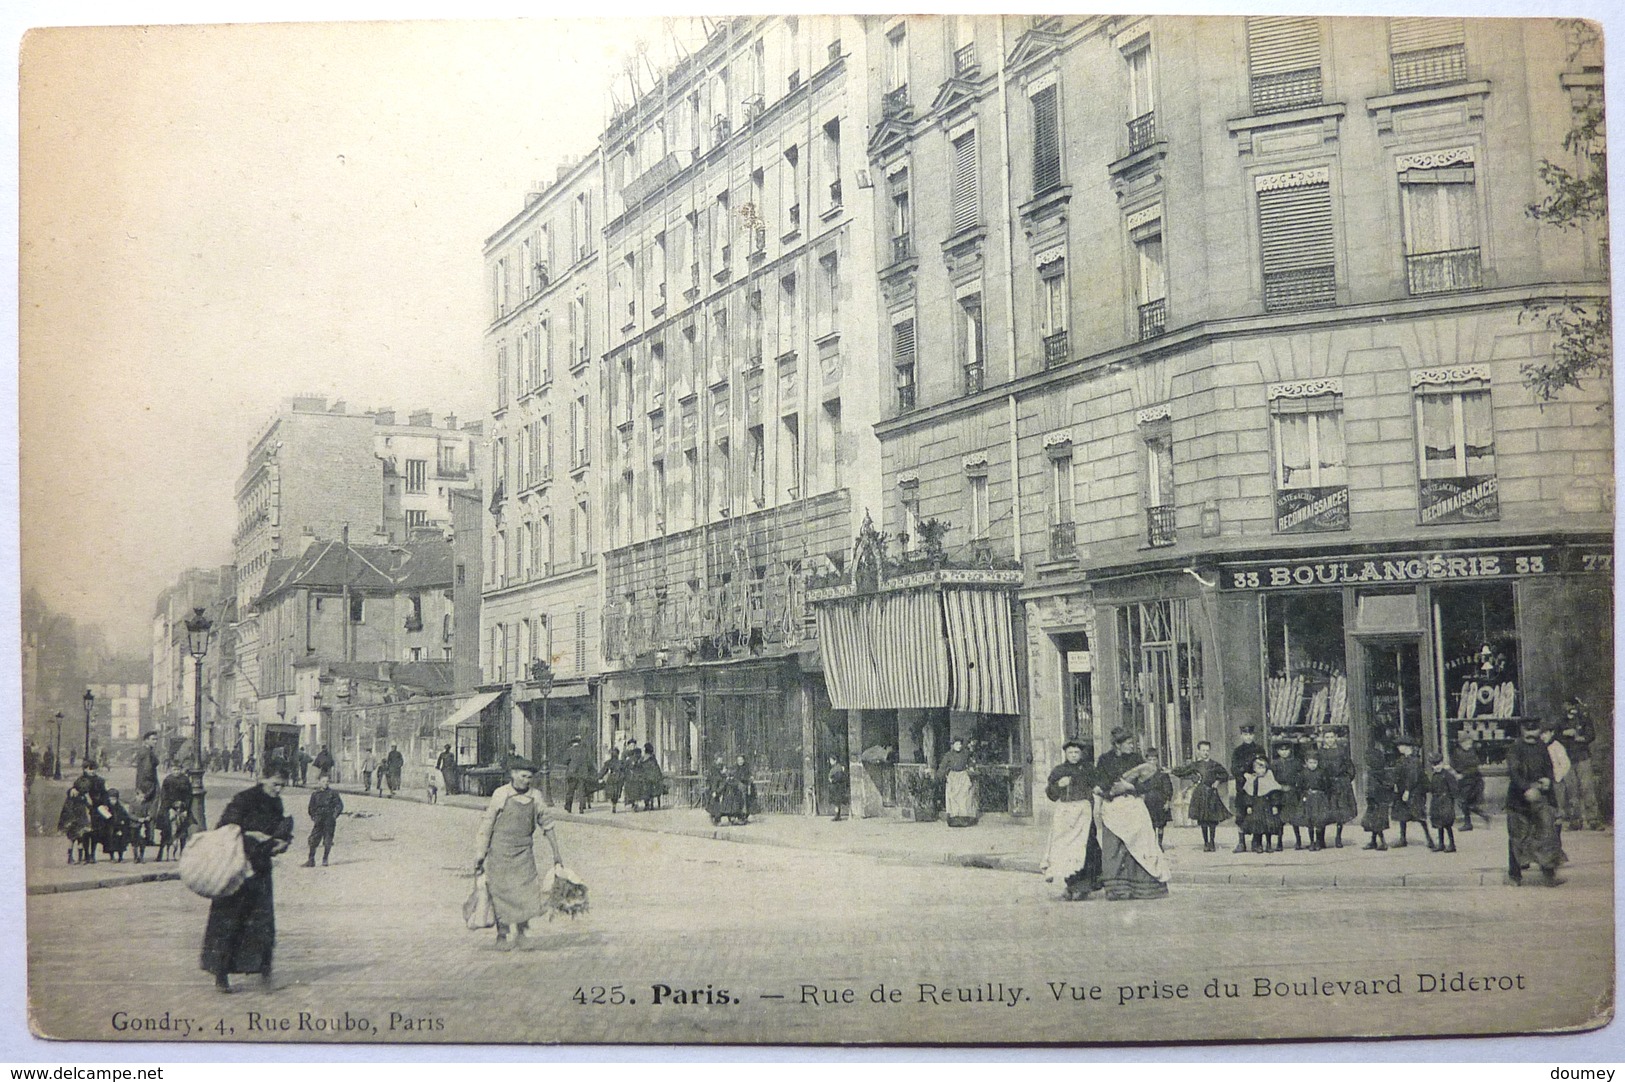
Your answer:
954;43;979;77
891;234;913;264
828;179;843;207
1263;265;1336;313
896;385;917;413
1146;504;1177;548
963;365;984;395
1043;330;1070;368
1138;297;1167;341
1049;520;1076;560
1249;67;1323;114
1406;247;1482;296
883;84;911;117
1127;110;1157;154
1392;44;1468;92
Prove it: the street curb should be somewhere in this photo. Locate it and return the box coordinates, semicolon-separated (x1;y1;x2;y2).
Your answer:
27;869;180;895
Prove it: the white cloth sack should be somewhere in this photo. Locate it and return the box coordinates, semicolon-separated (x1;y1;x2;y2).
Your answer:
1097;795;1170;883
178;823;252;898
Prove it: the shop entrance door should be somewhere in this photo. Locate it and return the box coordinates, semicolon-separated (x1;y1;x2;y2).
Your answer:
1358;638;1426;750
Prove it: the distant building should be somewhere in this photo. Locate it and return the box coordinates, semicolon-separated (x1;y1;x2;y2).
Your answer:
151;566;229;760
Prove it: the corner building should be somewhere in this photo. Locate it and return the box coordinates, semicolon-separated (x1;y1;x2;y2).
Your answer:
595;16;883;812
862;15;1611;806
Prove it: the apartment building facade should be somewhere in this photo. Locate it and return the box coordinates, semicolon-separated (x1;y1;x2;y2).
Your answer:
857;14;1610;807
481;151;609;772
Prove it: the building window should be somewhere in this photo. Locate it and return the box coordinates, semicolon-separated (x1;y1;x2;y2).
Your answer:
748;424;766;507
577;499;592;566
1030;83;1062;195
1271;387;1349;534
888;168;912;262
817;252;839;335
1143;423;1176;547
968;472;990;540
886;23;909;113
620;470;635;546
405;509;428;531
711;438;731;518
822;398;842;491
1400;152;1481;295
1390;17;1467;92
1125;37;1156;152
950;128;979;234
892;318;917;412
1049;453;1074;560
1131;215;1166;340
1117;599;1203;763
959;295;984;394
1263;592;1348;734
778;272;799;357
782;145;801;233
1434;583;1520;733
1256;168;1335;313
780;413;801;500
901;489;921;551
402;458;428;494
1415;376;1498;525
572;395;590;469
496;345;509;409
349;596;365;624
1040;261;1069;365
822;118;842;209
653;459;668;530
1247;16;1322;114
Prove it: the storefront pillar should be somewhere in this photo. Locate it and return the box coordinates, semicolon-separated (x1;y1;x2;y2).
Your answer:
799;680;816;816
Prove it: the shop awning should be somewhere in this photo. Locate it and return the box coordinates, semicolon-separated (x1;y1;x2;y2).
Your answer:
816;586;1018;714
438;690;502;730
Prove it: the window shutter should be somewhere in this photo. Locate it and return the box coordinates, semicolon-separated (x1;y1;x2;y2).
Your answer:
893;319;916;367
1247;16;1320;75
1390;16;1464;54
1257;176;1335;311
1031;85;1061;195
951;131;979;233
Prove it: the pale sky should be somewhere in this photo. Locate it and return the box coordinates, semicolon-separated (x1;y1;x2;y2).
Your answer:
17;11;708;653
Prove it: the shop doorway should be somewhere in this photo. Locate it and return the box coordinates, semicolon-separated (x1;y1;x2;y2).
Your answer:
1051;631;1095;754
1357;638;1426;751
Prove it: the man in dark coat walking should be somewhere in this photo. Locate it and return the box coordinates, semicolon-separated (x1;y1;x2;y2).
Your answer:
384;745;404;797
303;773;344;867
312;745;335;784
1506;722;1564;887
563;736;597;813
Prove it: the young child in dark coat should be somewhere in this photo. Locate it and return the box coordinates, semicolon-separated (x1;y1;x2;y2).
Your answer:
303;773;344;867
1173;741;1231;852
1140;747;1175;849
1427;754;1458;853
1391;737;1434;850
1272;742;1305;851
1361;735;1394;851
1240;756;1283;853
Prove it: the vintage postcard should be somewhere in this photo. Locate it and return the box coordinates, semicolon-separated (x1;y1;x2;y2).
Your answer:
16;11;1614;1048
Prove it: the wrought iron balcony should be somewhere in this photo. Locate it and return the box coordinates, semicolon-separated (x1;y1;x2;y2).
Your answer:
1392;44;1468;92
1127;110;1157;154
954;43;979;77
963;365;984;395
883;84;911;117
1249;67;1323;114
1138;297;1167;341
896;385;917;413
1043;330;1070;368
891;234;913;264
1049;520;1076;560
1146;504;1177;548
1263;265;1336;313
1406;247;1482;296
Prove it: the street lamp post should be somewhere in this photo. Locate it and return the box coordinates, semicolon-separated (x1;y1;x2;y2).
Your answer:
529;660;554;804
185;606;213;831
82;690;94;767
52;712;63;779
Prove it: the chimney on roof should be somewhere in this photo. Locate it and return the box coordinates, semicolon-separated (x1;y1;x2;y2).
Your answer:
291;395;326;413
374;409;395;426
329;400;347;414
409;409;434;427
444;413;457;431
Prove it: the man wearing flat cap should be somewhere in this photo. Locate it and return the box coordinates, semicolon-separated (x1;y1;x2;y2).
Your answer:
1506;722;1564;887
474;757;566;949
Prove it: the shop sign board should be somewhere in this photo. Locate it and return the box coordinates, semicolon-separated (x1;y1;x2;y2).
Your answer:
1418;474;1500;525
1220;547;1566;590
1275;484;1350;534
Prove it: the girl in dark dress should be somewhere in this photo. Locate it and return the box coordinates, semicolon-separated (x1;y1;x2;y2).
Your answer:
1172;741;1231;852
200;769;294;993
1427;754;1458;853
1298;750;1334;851
1390;737;1433;849
637;743;664;812
1272;743;1305;851
1361;735;1394;851
1140;748;1175;849
1240;756;1283;853
598;747;626;813
1319;730;1358;848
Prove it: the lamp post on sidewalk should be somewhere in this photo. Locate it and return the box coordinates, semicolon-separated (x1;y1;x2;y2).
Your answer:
529;659;554;804
52;712;63;779
82;689;94;767
185;606;213;830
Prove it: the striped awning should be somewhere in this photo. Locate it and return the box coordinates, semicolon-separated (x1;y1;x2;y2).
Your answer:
943;588;1021;715
816;586;1018;714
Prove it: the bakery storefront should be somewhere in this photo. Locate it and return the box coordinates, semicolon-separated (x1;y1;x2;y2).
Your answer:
1209;538;1613;766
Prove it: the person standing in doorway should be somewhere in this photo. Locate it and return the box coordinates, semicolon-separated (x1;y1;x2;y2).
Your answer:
563;736;596;813
303;773;343;867
937;738;979;828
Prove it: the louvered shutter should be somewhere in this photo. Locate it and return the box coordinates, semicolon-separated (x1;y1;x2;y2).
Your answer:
1247;16;1322;112
892;319;916;367
951;131;979;233
1031;85;1061;195
1390;16;1464;54
1257;178;1335;312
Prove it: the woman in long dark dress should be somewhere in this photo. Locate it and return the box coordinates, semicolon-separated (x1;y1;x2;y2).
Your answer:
201;768;294;993
622;746;645;811
1319;730;1358;848
715;756;756;824
937;739;979;827
636;743;664;812
598;747;626;813
1093;729;1170;900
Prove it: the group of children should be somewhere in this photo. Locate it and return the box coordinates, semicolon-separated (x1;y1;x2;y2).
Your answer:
1159;725;1475;855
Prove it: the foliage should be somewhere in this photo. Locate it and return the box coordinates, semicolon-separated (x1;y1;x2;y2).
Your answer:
1521;20;1610;403
900;768;941;820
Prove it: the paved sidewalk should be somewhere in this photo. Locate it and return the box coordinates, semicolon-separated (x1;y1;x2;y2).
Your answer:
29;767;1613;892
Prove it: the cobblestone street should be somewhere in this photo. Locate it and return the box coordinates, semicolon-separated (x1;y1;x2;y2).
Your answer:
26;775;1614;1046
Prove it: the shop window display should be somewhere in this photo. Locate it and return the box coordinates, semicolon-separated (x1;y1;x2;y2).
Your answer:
1262;592;1349;744
1433;582;1521;764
